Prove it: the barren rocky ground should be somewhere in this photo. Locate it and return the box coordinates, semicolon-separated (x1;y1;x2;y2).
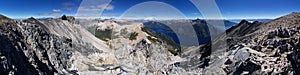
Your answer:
184;12;300;74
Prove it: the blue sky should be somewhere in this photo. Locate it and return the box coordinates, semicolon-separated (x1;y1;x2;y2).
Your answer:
0;0;299;19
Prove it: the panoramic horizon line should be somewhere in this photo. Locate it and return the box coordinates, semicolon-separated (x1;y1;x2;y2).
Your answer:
4;11;289;20
9;14;275;20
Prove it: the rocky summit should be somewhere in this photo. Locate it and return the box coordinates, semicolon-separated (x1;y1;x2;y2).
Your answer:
182;12;300;74
1;12;300;75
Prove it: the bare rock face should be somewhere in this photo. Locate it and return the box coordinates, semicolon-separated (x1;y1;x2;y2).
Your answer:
0;15;59;74
0;15;102;74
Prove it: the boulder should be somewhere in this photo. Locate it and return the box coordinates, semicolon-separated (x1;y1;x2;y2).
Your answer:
234;60;260;75
269;40;278;48
277;28;290;38
278;39;287;45
233;48;250;61
287;49;300;74
267;31;276;39
251;46;262;51
224;59;233;65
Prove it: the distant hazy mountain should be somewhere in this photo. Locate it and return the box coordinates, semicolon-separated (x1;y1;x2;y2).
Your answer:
228;19;271;23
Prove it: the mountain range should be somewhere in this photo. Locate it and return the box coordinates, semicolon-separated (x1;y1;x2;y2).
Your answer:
0;12;300;74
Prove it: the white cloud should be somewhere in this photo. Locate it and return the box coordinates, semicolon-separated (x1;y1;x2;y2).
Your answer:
101;14;119;17
75;0;113;18
38;9;62;17
52;9;62;13
144;17;157;20
38;13;61;16
78;4;114;11
104;4;114;10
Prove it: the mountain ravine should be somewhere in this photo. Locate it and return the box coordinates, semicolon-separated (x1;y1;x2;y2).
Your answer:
1;12;300;75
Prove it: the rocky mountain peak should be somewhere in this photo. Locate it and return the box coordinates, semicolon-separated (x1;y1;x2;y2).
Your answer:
277;12;300;20
0;14;104;74
60;15;75;23
27;17;38;22
259;12;300;32
0;14;10;20
239;19;249;24
0;14;15;25
288;12;300;16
